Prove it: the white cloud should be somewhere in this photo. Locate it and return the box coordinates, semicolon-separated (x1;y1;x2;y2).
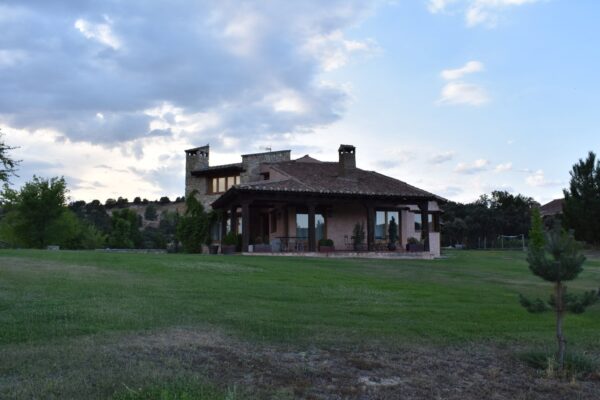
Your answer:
494;162;512;172
525;169;561;187
437;81;490;106
74;18;122;50
454;159;489;174
427;0;541;28
441;61;484;80
302;29;379;71
429;151;455;164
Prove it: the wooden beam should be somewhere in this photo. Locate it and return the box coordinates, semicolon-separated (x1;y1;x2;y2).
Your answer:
419;201;430;252
308;203;316;252
366;204;375;251
241;202;250;252
230;205;238;234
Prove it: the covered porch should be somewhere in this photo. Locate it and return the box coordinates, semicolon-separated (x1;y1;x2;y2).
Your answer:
212;189;442;257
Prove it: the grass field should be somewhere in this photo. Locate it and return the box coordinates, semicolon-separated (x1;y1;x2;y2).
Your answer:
1;250;599;399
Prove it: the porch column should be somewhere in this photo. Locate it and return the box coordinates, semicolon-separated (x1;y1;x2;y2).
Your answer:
308;203;316;252
419;201;430;252
230;205;238;234
220;210;227;239
366;204;375;251
283;206;289;237
241;202;250;252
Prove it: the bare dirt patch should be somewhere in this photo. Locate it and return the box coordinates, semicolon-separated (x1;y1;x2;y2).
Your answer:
1;327;598;399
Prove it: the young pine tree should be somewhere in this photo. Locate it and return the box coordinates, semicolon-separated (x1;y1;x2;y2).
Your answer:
520;217;599;370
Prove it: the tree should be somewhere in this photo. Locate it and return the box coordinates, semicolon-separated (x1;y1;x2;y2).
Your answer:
108;209;142;248
529;207;545;252
159;196;171;204
0;130;19;186
0;176;72;248
144;204;158;221
176;192;213;253
563;151;600;245
133;197;142;205
520;220;599;370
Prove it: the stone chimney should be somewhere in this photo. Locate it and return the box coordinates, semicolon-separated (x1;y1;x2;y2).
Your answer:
185;145;209;173
338;144;356;175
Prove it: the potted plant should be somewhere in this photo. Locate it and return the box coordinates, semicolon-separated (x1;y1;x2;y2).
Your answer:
388;216;398;251
318;238;335;252
406;237;424;252
221;231;238;254
352;222;366;251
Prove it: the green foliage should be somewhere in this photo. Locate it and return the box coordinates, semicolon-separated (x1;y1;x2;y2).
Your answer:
521;221;598;370
388;216;398;244
519;293;549;313
441;190;539;247
105;198;117;208
563;151;600;245
352;222;365;248
318;238;334;247
144;204;158;221
176;192;214;253
526;222;586;282
0;130;19;186
140;227;166;249
69;199;112;233
407;237;421;245
0;176;72;248
108;209;142;249
529;207;545;253
222;231;240;247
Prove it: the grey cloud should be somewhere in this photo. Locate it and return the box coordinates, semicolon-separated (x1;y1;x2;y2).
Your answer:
0;1;379;147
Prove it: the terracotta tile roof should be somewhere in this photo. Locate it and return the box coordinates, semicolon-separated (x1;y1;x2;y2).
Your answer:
235;159;445;201
540;198;564;217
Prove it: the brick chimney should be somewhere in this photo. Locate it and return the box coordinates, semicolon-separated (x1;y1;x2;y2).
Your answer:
338;144;356;175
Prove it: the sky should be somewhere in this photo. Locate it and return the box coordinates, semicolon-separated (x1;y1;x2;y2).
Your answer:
1;0;599;204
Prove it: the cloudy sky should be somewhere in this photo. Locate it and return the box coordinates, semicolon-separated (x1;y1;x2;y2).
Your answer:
1;0;598;204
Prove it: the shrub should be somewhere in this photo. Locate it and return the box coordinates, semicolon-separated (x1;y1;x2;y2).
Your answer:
318;238;334;247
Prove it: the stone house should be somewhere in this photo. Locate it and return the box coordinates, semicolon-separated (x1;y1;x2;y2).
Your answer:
185;144;446;256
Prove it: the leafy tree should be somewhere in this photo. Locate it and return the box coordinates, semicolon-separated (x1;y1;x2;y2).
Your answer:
69;199;111;233
0;176;72;248
144;204;158;221
105;198;117;208
108;209;141;248
159;196;171;204
116;197;129;208
441;191;539;248
133;197;142;204
563;151;600;245
0;130;19;186
520;221;599;370
176;192;213;253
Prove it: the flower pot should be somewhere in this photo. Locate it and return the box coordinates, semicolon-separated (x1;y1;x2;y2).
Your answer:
319;245;335;253
222;244;236;254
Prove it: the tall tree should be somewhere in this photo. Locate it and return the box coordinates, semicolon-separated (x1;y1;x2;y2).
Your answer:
520;220;598;370
0;176;74;248
176;192;213;253
108;209;142;248
0;130;19;186
563;151;600;245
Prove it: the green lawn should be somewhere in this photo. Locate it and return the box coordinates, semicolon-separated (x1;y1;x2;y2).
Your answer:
1;249;599;348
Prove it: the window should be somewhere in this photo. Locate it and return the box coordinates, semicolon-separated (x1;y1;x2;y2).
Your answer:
376;211;399;240
209;175;240;194
414;213;434;232
296;213;325;240
414;214;422;231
